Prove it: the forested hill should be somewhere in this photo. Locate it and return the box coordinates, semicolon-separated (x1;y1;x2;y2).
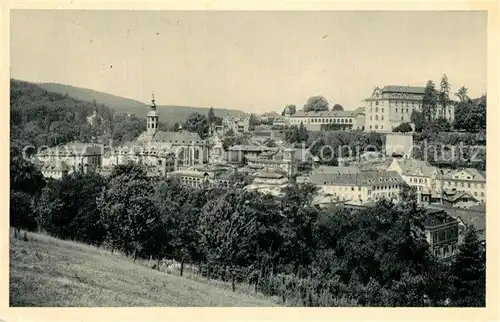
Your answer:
10;79;146;153
37;82;246;122
38;82;149;112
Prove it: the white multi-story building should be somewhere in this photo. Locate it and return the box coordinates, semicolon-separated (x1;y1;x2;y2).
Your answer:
441;168;486;204
287;108;365;131
310;169;405;205
364;85;456;133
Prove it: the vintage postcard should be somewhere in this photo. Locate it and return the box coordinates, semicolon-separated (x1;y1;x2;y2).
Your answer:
1;1;498;321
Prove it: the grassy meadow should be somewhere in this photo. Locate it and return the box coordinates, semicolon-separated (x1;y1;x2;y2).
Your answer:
9;231;277;307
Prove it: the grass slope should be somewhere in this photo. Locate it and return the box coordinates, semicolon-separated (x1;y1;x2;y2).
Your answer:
37;82;246;122
9;232;276;307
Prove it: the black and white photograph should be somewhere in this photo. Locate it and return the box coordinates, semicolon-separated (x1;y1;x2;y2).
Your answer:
7;8;489;309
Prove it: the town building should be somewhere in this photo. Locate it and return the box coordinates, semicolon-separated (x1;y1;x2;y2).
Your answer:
364;85;456;132
423;209;460;260
287;108;365;131
103;95;209;175
310;170;405;205
441;168;486;204
244;168;290;196
213;114;251;135
40;160;70;180
245;147;297;177
387;158;442;196
36;142;104;177
167;164;237;189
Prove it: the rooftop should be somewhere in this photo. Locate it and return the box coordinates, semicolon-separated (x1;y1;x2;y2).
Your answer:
152;131;204;144
381;85;426;94
292;110;361;118
314;165;361;175
310;170;404;186
422;210;458;228
443;168;486;182
392;158;437;177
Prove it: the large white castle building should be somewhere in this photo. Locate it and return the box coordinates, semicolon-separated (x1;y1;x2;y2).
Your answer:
364;85;456;133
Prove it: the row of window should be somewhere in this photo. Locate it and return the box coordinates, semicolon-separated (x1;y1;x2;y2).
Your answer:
444;181;485;189
370;115;384;121
369;125;384;130
432;228;458;244
410;177;427;184
370;100;422;107
433;243;457;259
308;118;354;124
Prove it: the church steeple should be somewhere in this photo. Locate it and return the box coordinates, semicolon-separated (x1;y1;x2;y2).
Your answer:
147;92;159;135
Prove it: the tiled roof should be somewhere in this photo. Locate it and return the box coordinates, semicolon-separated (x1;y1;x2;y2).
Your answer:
442;168;486;182
292;110;361;118
381;85;426;94
444;192;478;203
422;210;458;228
314;166;361;174
152;131;204;144
393;159;437;177
310;170;404;186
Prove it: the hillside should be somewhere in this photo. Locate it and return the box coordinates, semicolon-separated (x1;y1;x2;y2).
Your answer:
9;232;277;307
37;82;246;122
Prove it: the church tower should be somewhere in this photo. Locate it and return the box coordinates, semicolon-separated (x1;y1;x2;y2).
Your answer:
147;93;159;135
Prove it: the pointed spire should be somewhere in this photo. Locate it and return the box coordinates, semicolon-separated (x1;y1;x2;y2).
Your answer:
151;92;156;109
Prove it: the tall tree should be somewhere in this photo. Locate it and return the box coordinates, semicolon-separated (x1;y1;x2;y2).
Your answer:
455;86;469;103
422;81;438;122
282;104;297;116
332;104;344;111
303;96;329;112
184;112;209;139
207;107;216;125
97;166;163;259
439;74;450;118
450;226;486;307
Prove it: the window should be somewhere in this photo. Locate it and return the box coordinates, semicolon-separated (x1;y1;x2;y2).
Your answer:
375;125;378;129
396;108;398;113
381;115;384;120
381;125;383;129
401;116;404;121
468;183;471;188
376;101;379;106
375;107;378;112
370;125;372;129
349;119;353;123
375;115;379;121
381;108;384;112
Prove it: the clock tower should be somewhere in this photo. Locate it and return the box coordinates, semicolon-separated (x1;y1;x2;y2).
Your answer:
147;93;159;135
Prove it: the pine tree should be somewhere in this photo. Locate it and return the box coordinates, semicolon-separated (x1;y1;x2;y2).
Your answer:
450;226;486;307
439;74;450;118
422;80;437;123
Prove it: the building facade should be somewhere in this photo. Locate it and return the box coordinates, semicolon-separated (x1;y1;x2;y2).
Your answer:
423;209;460;260
167;164;236;189
288;108;365;131
36;142;104;178
310;170;405;205
103;95;209;176
441;168;486;204
364;85;456;133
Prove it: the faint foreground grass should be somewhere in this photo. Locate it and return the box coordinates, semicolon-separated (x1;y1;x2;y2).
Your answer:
9;231;278;307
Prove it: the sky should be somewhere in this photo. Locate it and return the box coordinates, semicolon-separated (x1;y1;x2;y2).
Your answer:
11;10;487;113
